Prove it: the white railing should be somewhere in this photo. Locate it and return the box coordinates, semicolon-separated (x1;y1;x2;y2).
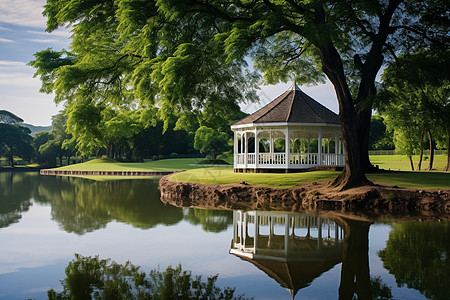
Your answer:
290;153;318;165
258;153;286;165
235;153;345;167
247;153;256;164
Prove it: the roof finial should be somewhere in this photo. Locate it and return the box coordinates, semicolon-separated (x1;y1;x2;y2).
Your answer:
290;80;301;91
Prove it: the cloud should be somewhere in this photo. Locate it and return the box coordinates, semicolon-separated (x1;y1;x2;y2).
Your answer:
0;0;47;28
0;37;15;43
0;26;12;31
0;60;27;67
26;38;59;43
26;30;71;38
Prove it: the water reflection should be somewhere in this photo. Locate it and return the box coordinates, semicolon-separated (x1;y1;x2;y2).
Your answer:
0;172;232;235
229;211;396;299
230;211;343;298
48;254;251;300
0;172;37;228
379;221;450;300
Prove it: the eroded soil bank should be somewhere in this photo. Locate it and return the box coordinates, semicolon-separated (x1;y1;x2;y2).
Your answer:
159;174;450;221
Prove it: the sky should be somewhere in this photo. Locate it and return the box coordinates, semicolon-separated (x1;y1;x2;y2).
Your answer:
0;0;338;126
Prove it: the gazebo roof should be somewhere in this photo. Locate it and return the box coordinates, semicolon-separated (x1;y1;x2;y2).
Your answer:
232;84;340;126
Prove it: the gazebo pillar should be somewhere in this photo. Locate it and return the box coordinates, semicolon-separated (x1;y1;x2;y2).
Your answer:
244;132;248;168
285;128;290;169
255;129;259;169
318;130;323;166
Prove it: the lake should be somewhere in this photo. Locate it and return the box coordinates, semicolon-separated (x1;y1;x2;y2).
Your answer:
0;172;448;299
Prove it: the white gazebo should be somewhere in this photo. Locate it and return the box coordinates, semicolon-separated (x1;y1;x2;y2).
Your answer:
231;84;345;172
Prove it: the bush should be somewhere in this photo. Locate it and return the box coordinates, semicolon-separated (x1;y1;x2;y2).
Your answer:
170;152;179;158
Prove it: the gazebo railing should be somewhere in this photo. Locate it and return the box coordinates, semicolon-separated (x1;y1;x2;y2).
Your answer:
234;153;345;168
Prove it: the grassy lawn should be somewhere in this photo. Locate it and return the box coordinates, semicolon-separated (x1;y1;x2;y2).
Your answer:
168;167;450;190
370;154;447;171
169;168;339;188
52;158;215;172
37;155;450;190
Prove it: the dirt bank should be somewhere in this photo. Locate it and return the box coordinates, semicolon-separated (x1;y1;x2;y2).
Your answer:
159;174;450;220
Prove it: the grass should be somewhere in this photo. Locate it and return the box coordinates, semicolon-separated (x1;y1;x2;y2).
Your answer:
370;154;447;171
52;158;210;172
36;155;450;190
169;168;339;188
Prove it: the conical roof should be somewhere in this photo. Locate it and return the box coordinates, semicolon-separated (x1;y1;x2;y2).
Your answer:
233;84;340;126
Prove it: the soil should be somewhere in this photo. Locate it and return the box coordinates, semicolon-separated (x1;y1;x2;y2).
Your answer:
159;174;450;221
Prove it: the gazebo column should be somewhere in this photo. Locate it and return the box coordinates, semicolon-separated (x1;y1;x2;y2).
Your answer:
318;130;323;166
335;132;339;166
234;133;238;168
269;130;274;163
244;132;248;169
255;129;259;169
285;128;290;169
284;214;290;256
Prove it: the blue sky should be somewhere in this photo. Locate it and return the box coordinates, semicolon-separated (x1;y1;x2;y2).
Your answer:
0;0;337;126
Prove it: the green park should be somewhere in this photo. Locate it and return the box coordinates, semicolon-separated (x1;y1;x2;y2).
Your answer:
0;1;449;299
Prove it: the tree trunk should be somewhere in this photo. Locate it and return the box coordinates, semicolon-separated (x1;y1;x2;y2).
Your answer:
67;155;71;165
409;155;414;171
59;154;63;166
338;219;373;300
445;134;449;172
417;130;424;170
6;145;14;168
426;130;435;171
317;43;370;190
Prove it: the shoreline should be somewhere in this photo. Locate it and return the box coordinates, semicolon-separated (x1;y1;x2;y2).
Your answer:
40;169;173;176
159;174;450;220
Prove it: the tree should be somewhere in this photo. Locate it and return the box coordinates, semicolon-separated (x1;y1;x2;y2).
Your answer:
194;126;229;159
379;49;450;171
32;0;449;189
369;116;394;151
0;115;34;167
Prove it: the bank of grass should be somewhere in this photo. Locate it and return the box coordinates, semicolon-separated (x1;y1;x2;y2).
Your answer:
169;168;450;190
52;158;208;172
45;156;450;190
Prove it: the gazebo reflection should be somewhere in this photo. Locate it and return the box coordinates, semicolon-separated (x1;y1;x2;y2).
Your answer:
230;211;344;298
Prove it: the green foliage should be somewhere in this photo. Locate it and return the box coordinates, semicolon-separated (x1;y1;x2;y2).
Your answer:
369;116;394;150
378;49;450;161
0;123;34;167
48;254;250;300
194;126;229;159
379;222;450;300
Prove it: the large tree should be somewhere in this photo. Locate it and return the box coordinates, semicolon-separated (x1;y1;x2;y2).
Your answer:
32;0;449;189
379;49;450;171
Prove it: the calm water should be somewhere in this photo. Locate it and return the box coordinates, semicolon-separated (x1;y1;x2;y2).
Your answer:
0;172;448;300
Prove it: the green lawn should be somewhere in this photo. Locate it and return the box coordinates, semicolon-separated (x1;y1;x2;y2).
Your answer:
168;167;450;190
169;168;339;188
52;158;213;172
40;156;450;190
370;154;447;171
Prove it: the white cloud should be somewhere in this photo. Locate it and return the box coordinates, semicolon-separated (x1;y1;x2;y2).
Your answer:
0;0;47;28
26;38;59;43
0;26;12;31
0;37;14;43
26;29;71;38
0;60;27;67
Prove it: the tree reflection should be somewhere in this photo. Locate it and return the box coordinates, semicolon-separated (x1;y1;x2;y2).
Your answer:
34;176;183;234
48;254;250;300
379;222;450;300
183;208;233;232
0;172;37;228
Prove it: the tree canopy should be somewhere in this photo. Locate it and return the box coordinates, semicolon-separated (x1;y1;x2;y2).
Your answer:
31;0;449;188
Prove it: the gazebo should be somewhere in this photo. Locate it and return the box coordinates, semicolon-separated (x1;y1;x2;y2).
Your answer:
231;83;345;172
